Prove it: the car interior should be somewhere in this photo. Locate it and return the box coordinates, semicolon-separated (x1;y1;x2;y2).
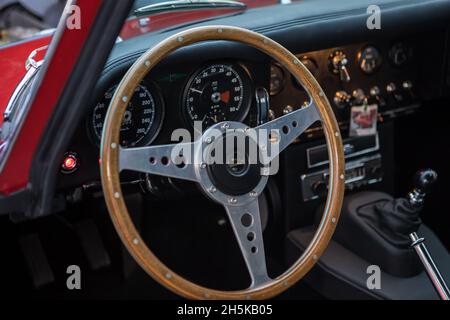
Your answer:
1;0;450;300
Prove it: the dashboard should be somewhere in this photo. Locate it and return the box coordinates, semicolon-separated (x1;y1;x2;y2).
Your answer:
58;31;444;191
87;40;418;149
56;1;450;198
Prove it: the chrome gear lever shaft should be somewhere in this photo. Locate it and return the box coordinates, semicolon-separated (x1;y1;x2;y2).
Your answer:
409;232;450;300
407;169;449;300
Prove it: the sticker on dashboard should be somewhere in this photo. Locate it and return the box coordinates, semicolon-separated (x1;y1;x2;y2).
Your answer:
349;103;378;137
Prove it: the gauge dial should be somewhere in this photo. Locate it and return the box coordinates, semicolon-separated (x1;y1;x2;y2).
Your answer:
389;42;413;67
90;82;164;147
183;63;251;128
270;64;285;96
358;46;382;74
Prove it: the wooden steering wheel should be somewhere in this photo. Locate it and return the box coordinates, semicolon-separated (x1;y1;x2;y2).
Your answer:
100;26;345;300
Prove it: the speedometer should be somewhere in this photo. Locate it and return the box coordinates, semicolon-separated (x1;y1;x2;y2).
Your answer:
90;81;164;147
183;63;252;128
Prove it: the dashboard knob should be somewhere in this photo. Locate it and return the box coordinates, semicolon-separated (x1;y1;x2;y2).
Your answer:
329;50;351;82
386;82;397;93
370;165;382;177
333;90;351;109
402;80;415;101
386;82;404;102
283;105;294;114
352;88;366;105
369;85;386;107
312;180;327;195
369;86;381;97
402;80;413;90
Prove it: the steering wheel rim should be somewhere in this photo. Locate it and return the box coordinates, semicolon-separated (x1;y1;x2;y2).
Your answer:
100;25;345;300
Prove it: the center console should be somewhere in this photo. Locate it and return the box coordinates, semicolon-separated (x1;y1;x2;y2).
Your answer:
274;29;449;229
276;30;450;299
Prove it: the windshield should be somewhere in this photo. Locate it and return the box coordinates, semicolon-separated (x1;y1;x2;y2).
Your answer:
0;0;296;46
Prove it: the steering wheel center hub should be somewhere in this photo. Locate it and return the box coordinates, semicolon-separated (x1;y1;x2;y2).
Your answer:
197;121;269;201
226;157;249;176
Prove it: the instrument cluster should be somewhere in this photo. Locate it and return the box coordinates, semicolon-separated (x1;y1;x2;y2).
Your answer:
87;62;255;148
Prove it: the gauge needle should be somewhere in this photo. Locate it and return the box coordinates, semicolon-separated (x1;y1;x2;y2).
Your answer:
190;88;203;94
220;91;230;104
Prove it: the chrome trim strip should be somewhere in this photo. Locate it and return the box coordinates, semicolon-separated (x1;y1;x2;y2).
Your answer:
3;62;43;122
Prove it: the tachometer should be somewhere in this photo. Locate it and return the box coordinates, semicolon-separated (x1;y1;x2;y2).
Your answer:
90;81;164;147
183;63;251;128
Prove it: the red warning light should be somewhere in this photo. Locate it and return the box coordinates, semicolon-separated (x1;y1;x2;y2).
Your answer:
61;152;79;173
64;157;76;170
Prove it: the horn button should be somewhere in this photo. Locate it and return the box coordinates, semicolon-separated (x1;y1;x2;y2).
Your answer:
203;127;264;197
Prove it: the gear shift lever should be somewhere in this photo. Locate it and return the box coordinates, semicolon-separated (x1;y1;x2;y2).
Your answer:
407;169;450;300
408;169;438;208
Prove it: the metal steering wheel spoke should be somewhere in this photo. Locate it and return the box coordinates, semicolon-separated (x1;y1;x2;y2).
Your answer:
224;198;271;288
256;101;320;163
118;142;199;182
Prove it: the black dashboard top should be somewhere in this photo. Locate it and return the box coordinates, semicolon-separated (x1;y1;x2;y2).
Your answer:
105;0;450;69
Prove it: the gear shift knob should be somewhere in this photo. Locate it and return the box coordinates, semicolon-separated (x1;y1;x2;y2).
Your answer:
413;169;438;194
408;168;438;207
